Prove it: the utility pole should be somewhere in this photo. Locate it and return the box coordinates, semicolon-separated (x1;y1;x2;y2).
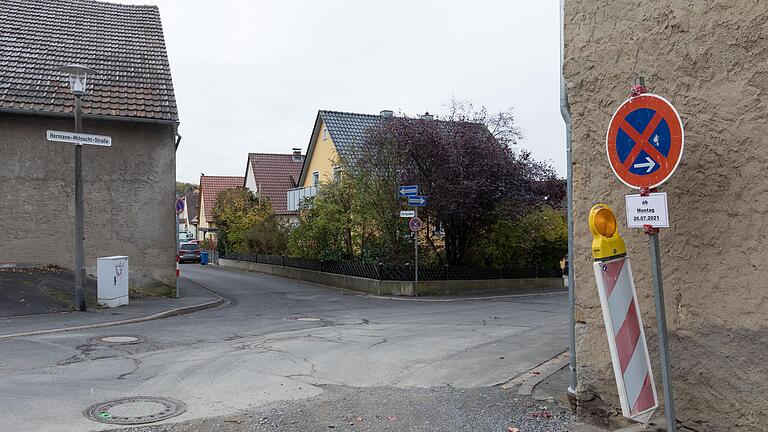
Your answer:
61;65;96;312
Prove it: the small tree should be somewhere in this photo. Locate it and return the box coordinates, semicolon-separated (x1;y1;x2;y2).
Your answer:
469;206;566;274
368;112;540;265
287;177;356;260
211;187;276;255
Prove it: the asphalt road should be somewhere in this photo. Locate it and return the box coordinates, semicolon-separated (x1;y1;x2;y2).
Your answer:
0;265;570;432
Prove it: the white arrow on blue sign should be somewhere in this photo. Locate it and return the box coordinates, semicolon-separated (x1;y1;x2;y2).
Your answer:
407;195;427;206
399;185;419;197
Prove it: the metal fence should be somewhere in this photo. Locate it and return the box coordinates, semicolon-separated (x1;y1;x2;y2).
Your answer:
223;253;561;281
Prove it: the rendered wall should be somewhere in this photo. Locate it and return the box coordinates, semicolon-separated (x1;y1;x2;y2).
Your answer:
0;114;177;295
564;2;768;430
302;119;339;188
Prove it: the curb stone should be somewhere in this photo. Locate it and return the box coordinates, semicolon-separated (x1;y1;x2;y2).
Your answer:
0;277;226;340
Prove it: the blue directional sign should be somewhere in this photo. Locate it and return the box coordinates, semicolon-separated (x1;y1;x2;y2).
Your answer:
399;185;418;197
407;195;427;207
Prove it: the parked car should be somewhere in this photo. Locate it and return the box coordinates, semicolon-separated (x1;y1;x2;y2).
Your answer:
178;242;201;263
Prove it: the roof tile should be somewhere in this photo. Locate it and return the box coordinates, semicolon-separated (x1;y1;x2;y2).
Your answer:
199;176;245;222
0;0;178;122
248;153;304;215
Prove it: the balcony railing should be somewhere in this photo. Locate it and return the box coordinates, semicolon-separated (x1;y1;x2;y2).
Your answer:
286;185;318;211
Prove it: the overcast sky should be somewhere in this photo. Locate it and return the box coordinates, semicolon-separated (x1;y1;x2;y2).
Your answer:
117;0;565;184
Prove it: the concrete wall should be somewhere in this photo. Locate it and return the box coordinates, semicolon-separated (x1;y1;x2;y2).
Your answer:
219;259;565;297
0;113;177;295
564;2;768;430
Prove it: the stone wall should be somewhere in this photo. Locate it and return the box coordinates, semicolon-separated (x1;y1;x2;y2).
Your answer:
0;113;177;295
564;2;768;430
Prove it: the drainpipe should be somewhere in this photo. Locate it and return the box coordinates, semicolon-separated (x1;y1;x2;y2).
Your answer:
560;0;577;396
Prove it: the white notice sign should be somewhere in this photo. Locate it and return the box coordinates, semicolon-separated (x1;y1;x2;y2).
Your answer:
400;210;415;218
625;192;669;228
47;130;112;147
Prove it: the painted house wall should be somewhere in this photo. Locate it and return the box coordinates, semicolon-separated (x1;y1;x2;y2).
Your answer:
564;2;768;430
302;120;339;188
0;113;176;295
196;189;213;240
245;161;257;194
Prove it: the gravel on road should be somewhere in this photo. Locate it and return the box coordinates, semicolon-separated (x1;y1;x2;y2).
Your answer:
109;384;574;432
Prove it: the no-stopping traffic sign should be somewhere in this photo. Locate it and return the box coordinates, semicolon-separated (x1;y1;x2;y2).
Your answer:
409;217;422;232
606;94;684;189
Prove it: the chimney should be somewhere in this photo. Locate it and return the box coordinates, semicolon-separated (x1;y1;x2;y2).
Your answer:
421;111;434;121
292;147;303;162
380;109;394;118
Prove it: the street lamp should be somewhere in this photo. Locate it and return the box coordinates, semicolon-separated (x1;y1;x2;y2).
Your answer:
60;64;96;312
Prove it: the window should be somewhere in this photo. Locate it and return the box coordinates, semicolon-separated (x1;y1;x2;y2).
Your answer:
312;171;319;186
322;128;327;141
333;166;342;182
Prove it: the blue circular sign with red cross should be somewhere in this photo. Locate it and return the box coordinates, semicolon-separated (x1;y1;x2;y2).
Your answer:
606;94;684;189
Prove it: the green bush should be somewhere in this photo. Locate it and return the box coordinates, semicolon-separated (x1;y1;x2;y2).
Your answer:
468;206;566;273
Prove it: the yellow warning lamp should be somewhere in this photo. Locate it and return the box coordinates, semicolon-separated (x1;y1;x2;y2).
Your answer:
589;204;626;260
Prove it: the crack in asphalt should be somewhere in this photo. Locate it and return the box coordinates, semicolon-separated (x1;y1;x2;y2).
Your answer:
116;357;142;380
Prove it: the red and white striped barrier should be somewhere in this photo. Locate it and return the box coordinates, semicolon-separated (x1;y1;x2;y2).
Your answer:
593;256;658;423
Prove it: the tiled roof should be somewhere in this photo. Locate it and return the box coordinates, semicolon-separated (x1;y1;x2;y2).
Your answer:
199;176;244;222
247;153;304;215
319;110;383;166
0;0;178;122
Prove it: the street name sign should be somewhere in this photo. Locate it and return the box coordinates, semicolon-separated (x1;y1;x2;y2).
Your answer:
625;192;669;228
399;185;418;197
407;195;427;207
400;210;415;218
606;94;683;189
409;217;423;232
593;256;658;423
47;130;112;147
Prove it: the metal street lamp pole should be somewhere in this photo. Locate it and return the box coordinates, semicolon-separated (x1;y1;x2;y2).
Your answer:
61;65;95;312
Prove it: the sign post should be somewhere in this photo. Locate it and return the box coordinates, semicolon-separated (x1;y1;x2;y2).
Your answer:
411;213;421;296
399;185;426;297
605;80;683;431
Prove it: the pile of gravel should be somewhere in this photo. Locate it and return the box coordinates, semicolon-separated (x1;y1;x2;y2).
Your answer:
112;384;573;432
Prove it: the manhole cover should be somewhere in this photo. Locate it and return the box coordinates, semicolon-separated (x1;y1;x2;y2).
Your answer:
83;396;186;425
89;334;147;346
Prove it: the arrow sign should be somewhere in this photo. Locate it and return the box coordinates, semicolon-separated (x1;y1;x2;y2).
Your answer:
407;196;427;207
633;157;656;173
399;185;418;197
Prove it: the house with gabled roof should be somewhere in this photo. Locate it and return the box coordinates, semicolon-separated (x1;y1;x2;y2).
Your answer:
196;175;245;241
180;188;199;237
244;150;304;224
287;110;391;211
0;0;179;295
